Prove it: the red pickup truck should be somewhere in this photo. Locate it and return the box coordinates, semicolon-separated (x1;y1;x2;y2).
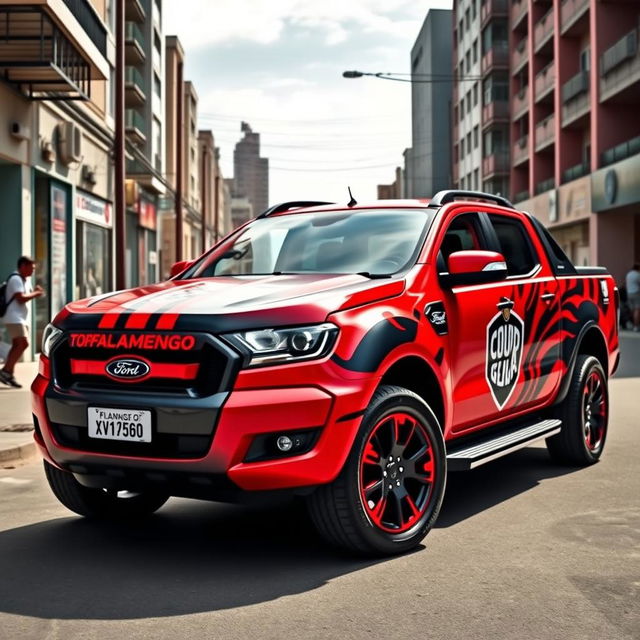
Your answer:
32;190;619;555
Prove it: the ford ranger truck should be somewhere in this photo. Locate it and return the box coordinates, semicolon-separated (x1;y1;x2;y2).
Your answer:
32;190;619;556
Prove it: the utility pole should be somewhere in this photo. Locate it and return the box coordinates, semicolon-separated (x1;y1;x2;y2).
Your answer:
114;0;126;289
200;144;207;253
175;62;184;261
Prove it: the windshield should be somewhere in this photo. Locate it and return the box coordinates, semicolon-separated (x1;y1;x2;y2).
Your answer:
187;208;434;278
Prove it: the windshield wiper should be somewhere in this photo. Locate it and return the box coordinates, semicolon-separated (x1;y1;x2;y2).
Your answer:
356;272;392;279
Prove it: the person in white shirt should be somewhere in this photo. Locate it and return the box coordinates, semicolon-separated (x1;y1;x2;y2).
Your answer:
0;256;44;388
626;263;640;332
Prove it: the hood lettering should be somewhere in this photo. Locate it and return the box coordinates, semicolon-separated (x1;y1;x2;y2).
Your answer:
70;333;196;351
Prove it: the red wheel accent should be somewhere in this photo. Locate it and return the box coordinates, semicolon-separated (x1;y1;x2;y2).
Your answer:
359;411;437;533
582;369;607;452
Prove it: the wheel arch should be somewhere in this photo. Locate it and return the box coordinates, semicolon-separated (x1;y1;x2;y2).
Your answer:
555;322;609;406
377;355;446;431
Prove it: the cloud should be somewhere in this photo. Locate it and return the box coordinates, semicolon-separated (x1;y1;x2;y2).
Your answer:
163;0;446;48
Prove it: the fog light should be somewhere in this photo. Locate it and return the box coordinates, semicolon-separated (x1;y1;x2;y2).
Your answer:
276;435;293;452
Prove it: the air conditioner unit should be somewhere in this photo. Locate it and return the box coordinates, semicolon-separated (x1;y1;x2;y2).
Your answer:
57;121;82;165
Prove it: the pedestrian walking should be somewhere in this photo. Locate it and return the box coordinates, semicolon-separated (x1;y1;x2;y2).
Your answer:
626;262;640;332
0;256;44;388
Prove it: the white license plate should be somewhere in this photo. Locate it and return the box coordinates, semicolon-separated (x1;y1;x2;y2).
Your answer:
88;407;152;443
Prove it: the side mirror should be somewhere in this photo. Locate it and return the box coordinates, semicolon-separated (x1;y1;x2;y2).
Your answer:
170;260;192;278
440;250;507;288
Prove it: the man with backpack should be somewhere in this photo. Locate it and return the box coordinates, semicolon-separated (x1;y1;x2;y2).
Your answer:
0;256;44;388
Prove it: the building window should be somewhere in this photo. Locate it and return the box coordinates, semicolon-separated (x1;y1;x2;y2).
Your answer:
473;126;479;148
465;50;471;72
461;137;465;157
473;82;478;105
472;0;477;20
154;32;162;56
459;19;464;37
466;93;472;113
466;132;472;153
473;39;478;65
465;8;470;30
474;169;479;190
153;73;161;97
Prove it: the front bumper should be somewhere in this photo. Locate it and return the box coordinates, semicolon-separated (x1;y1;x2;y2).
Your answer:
32;357;377;493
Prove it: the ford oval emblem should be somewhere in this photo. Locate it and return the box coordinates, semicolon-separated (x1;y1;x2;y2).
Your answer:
105;357;150;380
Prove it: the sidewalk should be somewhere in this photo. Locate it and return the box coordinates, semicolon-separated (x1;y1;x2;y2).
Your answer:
0;360;39;466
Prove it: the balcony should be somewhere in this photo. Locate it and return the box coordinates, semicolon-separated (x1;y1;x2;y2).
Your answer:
512;0;528;30
512;37;529;75
482;153;510;178
125;22;146;65
481;0;508;28
481;42;509;75
561;0;589;36
535;177;556;195
482;101;509;129
513;135;530;166
600;27;640;103
125;66;146;107
513;189;531;203
534;114;555;151
562;70;590;126
0;2;108;99
125;109;146;145
512;85;529;120
534;8;554;53
125;0;146;23
601;135;640;168
562;161;589;184
535;61;555;102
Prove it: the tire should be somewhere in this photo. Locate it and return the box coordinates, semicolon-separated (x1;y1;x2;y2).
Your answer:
546;355;609;466
44;460;169;519
307;385;446;556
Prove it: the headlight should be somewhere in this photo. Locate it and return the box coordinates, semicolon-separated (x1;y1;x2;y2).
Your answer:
223;323;339;368
42;324;63;358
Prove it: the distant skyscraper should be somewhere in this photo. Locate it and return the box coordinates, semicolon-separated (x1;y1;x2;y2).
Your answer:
408;9;453;198
233;122;269;215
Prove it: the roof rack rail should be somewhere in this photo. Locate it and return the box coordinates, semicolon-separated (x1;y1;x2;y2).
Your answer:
257;201;335;219
429;190;515;210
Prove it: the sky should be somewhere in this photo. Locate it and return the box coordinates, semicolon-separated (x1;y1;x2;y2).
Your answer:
162;0;453;207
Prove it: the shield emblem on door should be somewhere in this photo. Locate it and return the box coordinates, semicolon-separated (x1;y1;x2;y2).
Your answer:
485;309;525;410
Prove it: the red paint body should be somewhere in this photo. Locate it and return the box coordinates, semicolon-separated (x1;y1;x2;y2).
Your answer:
31;199;619;495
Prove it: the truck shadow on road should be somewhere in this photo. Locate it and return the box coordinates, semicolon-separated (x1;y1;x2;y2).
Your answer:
0;448;578;620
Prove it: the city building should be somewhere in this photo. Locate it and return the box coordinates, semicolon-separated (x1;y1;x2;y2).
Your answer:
232;122;268;215
510;0;640;282
0;0;112;347
123;0;165;288
453;0;510;196
408;9;453;198
377;167;405;200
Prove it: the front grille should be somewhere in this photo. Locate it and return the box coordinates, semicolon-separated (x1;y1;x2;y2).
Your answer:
51;332;238;398
51;422;211;459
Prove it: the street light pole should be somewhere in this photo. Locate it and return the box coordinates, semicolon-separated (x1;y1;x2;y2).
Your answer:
114;0;126;290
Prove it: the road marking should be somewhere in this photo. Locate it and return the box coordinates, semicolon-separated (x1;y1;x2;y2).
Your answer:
0;477;32;485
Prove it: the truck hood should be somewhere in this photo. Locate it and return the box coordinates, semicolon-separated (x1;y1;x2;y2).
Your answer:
59;274;405;332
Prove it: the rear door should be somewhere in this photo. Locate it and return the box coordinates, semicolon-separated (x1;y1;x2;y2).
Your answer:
436;208;560;435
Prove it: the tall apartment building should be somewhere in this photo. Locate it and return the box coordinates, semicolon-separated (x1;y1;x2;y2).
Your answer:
233;122;268;215
198;130;232;248
0;0;112;348
408;9;453;198
510;0;640;282
124;0;165;288
161;37;203;276
453;0;510;196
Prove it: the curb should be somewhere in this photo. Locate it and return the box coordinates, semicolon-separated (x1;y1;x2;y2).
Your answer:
0;441;37;465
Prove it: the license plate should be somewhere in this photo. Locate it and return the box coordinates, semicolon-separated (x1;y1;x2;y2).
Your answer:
88;407;152;443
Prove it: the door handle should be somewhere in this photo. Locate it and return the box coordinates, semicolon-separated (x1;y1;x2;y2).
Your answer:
541;292;556;302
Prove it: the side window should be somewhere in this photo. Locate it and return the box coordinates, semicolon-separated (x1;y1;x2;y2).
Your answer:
437;212;487;273
488;214;538;276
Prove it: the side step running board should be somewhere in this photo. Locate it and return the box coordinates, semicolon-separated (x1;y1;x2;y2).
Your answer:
446;419;562;471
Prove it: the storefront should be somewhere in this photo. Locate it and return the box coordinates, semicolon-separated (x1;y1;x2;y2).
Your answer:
33;173;72;347
126;188;158;288
75;190;113;300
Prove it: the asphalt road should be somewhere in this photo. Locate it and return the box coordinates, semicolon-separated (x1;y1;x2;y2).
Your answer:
1;335;638;640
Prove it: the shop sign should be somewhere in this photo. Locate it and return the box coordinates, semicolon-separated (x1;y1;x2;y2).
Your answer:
138;198;157;230
51;185;67;317
76;190;113;228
